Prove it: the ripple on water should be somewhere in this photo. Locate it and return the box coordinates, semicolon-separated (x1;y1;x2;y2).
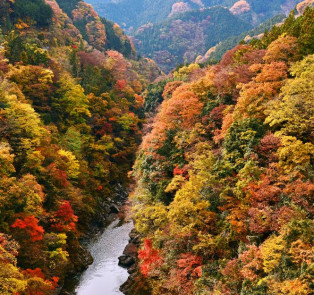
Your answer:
76;219;133;295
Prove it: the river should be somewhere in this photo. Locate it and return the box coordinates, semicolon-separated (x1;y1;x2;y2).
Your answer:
75;218;133;295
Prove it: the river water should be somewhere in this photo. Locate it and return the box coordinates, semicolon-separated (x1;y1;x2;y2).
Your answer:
75;219;133;295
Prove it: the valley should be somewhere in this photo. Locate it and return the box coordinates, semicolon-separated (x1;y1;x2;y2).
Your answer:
0;1;313;295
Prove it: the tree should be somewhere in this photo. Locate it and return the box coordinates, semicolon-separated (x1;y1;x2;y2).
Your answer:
168;175;215;237
54;73;91;127
8;65;54;115
223;118;265;170
3;97;47;171
12;0;53;27
159;84;203;130
264;35;299;63
4;32;50;65
0;234;27;295
51;201;78;232
167;253;202;294
0;141;15;176
12;216;44;242
265;55;314;142
138;239;162;277
260;235;285;273
234;61;288;120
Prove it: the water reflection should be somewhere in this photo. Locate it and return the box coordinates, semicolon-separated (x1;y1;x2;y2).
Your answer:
76;219;133;295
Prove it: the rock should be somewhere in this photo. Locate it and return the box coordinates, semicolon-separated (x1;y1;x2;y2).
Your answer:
127;264;137;274
129;229;141;245
123;242;138;256
118;254;135;268
120;273;151;295
110;204;120;213
129;228;138;239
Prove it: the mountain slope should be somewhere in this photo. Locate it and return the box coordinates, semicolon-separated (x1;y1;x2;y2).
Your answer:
54;0;136;58
197;13;286;63
0;0;162;293
129;6;314;295
132;6;252;72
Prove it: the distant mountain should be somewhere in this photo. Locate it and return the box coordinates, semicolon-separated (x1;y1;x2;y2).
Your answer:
86;0;302;31
131;6;252;72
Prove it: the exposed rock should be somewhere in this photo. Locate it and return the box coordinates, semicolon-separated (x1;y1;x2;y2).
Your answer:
119;228;152;294
110;204;120;213
118;254;135;267
129;228;141;245
123;242;138;256
67;243;93;275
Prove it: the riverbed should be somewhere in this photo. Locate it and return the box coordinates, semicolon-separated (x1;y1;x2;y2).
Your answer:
75;218;133;295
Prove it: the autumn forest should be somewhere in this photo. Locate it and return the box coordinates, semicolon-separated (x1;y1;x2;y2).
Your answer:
0;0;313;295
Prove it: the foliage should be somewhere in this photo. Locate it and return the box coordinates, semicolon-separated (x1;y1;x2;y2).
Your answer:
131;7;314;294
204;14;286;63
143;79;168;113
0;0;157;291
11;0;53;28
12;216;44;242
0;1;313;294
138;239;162;277
4;32;50;65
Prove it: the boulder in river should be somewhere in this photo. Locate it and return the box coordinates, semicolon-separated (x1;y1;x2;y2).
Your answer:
118;254;135;267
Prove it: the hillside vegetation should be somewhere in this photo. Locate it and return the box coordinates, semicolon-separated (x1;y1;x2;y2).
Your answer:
0;0;161;293
130;7;314;295
87;0;304;72
197;13;286;63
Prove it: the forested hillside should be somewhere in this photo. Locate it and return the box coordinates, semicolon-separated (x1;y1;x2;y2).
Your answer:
196;14;286;63
0;0;161;293
132;7;251;73
130;6;314;295
201;0;314;63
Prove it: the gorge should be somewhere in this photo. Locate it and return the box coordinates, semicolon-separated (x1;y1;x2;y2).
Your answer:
0;1;313;295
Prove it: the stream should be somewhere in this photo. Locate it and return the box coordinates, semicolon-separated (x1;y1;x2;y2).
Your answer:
75;218;133;295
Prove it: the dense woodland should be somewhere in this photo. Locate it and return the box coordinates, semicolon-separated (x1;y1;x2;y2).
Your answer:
0;0;160;293
131;5;314;295
0;0;313;294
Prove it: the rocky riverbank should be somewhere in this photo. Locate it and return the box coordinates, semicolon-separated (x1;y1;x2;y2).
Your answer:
60;186;129;294
119;229;151;295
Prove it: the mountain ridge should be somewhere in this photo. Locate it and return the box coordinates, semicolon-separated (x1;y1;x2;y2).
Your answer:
86;0;302;30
